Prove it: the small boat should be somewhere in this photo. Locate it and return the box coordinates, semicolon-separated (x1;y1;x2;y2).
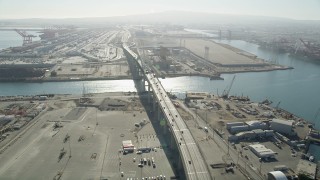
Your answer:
309;156;314;162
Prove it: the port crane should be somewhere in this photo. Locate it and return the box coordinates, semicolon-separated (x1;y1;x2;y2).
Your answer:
221;75;236;99
14;29;36;46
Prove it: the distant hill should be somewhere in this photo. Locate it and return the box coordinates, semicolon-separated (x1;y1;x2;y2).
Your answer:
1;10;320;27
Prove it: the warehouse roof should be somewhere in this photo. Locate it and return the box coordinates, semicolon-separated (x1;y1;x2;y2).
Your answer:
267;171;287;180
246;120;261;126
272;119;293;126
249;144;276;155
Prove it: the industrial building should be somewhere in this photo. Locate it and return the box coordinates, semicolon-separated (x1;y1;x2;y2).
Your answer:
122;140;134;152
229;125;249;134
249;144;277;158
246;120;268;130
228;129;274;141
270;119;294;135
228;120;268;134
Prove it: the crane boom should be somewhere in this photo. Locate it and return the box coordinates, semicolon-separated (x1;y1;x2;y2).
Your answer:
222;75;236;98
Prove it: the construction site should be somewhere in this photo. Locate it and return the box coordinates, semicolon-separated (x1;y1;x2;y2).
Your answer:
134;28;292;80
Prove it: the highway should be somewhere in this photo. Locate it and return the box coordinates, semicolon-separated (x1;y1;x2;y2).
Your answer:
123;43;211;180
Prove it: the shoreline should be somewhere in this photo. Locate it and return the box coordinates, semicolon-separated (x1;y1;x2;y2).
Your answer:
0;76;131;83
0;65;293;83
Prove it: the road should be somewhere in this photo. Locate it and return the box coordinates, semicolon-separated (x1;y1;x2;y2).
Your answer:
123;42;211;180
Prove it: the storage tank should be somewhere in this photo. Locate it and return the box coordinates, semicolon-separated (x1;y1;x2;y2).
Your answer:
270;119;293;135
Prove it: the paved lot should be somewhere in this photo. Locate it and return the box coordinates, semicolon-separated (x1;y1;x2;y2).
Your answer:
0;95;175;180
184;39;263;65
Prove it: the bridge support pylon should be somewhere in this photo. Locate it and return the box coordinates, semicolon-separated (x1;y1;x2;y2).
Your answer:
157;102;161;121
163;122;167;135
153;99;156;114
170;133;175;150
178;155;183;172
147;83;151;103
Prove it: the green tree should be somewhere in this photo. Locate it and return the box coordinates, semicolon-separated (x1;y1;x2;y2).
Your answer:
50;70;57;77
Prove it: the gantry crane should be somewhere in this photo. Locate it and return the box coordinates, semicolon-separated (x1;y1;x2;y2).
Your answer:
14;29;36;46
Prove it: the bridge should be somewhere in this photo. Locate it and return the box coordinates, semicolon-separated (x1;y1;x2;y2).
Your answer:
123;43;211;180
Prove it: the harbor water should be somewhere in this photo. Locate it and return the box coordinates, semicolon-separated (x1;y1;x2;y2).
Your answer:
0;30;40;50
1;31;320;159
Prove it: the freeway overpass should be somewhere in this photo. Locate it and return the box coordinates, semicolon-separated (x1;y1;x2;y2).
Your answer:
123;43;211;180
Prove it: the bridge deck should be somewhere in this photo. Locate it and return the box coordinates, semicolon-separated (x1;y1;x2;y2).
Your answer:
123;44;211;180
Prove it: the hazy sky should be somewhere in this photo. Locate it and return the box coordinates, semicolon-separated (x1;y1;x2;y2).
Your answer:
0;0;320;20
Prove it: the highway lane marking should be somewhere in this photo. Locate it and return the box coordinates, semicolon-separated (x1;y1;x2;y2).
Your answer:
196;171;210;174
